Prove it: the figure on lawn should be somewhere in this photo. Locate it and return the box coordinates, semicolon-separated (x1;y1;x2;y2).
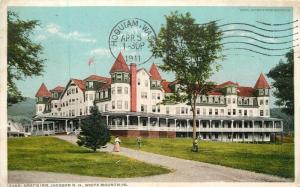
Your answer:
113;136;121;152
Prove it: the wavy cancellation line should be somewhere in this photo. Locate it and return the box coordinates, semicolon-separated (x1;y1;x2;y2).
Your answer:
222;35;297;45
221;29;297;39
222;42;297;51
223;48;291;57
219;23;296;32
256;20;298;26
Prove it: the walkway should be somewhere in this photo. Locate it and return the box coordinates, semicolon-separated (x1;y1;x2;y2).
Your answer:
9;135;292;183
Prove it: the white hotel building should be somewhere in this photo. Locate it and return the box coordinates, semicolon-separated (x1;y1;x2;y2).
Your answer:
32;53;283;142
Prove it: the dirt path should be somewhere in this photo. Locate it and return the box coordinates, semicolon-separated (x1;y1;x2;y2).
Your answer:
8;135;292;183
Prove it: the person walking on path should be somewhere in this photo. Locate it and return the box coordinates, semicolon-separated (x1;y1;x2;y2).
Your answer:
113;136;121;152
136;136;142;149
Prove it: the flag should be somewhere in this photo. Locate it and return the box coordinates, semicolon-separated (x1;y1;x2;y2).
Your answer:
88;57;94;66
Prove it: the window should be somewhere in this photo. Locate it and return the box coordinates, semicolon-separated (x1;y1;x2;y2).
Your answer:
112;101;115;109
239;109;242;115
166;107;170;114
152;93;156;99
244;110;247;116
228;109;231;115
196;108;200;115
260;99;263;105
215;109;218;115
138;79;141;85
116;73;122;80
266;99;268;105
185;108;188;114
209;108;212;115
39;106;42;111
152;105;156;112
105;104;108;111
124;87;128;94
125;101;128;109
100;92;104;99
157;93;160;100
145;80;148;87
233;98;236;104
260;110;263;116
141;92;147;99
157;105;160;113
181;107;184;114
88;81;93;89
117;87;122;94
117;101;122;109
105;90;108;97
245;133;248;139
227;98;231;104
141;105;145;112
89;94;93;101
233;109;236;115
111;87;115;94
76;88;78;93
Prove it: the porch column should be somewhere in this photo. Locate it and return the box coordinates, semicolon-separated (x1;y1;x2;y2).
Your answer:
174;119;177;129
231;120;234;142
157;117;160;128
186;119;189;131
79;119;81;128
137;116;141;129
166;118;168;128
221;120;223;142
65;120;68;132
71;121;73;132
209;120;212;128
115;118;117;129
262;120;264;142
126;115;129;128
52;122;55;132
41;119;44;132
198;119;201;132
31;121;33;133
252;120;255;142
148;117;150;130
242;120;245;142
122;117;125;127
106;115;109;126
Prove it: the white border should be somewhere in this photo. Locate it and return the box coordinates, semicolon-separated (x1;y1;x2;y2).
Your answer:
1;1;299;187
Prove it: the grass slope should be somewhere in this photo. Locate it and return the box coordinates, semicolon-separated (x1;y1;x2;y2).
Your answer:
119;137;294;178
8;137;170;178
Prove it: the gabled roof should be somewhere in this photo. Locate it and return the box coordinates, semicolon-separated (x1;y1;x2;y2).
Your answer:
50;86;65;93
72;79;86;91
237;87;256;97
35;83;51;97
254;73;270;89
161;80;172;93
216;81;239;88
110;53;129;73
84;75;110;82
149;63;162;81
100;79;112;91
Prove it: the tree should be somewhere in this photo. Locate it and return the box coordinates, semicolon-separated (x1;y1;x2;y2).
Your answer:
267;50;294;116
150;12;223;151
77;105;111;152
8;11;45;105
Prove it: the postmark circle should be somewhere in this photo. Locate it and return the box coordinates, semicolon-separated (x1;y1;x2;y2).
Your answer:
109;18;156;64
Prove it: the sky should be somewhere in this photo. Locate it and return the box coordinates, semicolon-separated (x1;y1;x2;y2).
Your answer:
9;6;294;107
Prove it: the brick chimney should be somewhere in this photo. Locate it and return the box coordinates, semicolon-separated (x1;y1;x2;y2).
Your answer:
130;63;137;112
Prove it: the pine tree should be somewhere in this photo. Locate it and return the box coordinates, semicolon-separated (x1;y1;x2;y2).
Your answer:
77;105;111;152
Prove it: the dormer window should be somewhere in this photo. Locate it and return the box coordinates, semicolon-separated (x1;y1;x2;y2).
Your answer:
116;73;122;80
87;81;93;89
259;89;264;96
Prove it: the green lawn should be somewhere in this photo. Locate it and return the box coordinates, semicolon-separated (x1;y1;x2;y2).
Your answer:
118;137;294;178
8;137;170;178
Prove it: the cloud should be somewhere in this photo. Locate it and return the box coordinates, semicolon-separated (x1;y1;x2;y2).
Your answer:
35;23;96;43
89;48;111;57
